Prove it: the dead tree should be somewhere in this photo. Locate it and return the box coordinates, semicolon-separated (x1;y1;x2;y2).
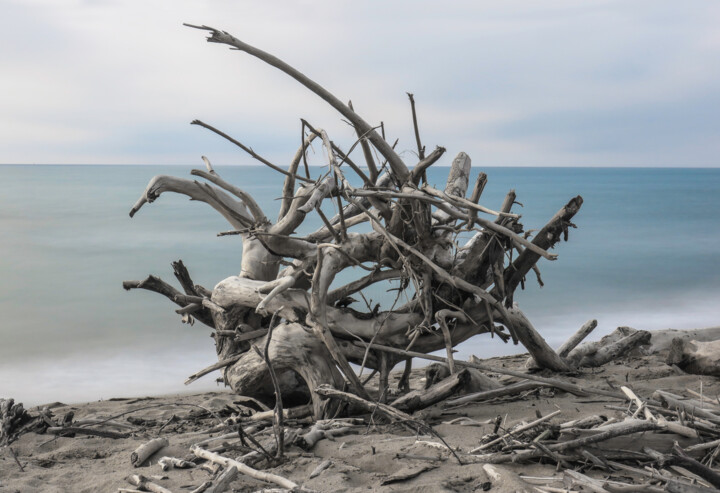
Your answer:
124;25;583;417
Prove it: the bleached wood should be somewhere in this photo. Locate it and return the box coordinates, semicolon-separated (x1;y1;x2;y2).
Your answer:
191;446;298;490
131;437;168;467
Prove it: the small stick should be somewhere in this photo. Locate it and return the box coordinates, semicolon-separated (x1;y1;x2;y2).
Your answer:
185;354;243;385
471;410;561;452
365;343;622;399
252;309;284;460
47;426;130;439
206;465;238;493
308;459;332;479
191;120;313;183
8;446;24;472
621;386;656;421
347;101;378;183
314;385;463;465
189;482;213;493
533;441;571;469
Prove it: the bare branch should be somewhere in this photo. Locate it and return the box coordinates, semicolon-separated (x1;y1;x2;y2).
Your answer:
185;25;410;183
191;119;314;183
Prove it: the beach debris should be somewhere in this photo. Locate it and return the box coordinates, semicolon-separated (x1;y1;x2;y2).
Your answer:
204;464;238;493
131;437;169;467
380;464;437;485
668;338;720;377
157;456;195;471
307;459;332;479
127;474;173;493
1;398;36;446
47;425;131;439
190;446;299;490
87;22;720;493
188;482;212;493
124;23;585;420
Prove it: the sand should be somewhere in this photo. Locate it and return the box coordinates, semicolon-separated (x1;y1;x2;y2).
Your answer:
2;343;719;493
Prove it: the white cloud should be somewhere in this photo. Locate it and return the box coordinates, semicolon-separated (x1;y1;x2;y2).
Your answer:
1;0;719;165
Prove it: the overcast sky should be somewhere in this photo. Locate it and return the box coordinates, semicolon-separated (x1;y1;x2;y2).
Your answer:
2;0;719;167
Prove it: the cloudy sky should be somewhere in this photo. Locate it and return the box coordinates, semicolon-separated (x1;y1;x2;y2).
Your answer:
2;0;719;167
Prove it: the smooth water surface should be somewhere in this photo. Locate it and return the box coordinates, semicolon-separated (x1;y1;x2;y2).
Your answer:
1;165;718;405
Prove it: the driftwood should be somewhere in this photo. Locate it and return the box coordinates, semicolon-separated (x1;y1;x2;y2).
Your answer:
205;465;238;493
131;437;169;467
566;326;650;367
424;363;501;392
191;446;298;490
112;23;720;493
0;399;36;446
124;24;585;417
667;338;720;377
526;319;597;369
296;419;362;450
157;457;195;471
127;474;173;493
391;368;471;412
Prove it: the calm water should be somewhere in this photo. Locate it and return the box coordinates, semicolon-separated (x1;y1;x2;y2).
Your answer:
1;165;719;405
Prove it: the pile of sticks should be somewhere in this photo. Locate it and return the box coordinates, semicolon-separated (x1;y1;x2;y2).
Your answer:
460;386;720;492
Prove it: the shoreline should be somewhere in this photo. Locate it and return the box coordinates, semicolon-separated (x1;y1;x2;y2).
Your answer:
3;327;720;492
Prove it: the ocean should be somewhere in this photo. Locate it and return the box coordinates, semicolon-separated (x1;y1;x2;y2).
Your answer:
1;165;718;406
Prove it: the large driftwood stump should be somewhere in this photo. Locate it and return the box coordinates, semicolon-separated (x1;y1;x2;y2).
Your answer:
667;338;720;377
124;24;583;417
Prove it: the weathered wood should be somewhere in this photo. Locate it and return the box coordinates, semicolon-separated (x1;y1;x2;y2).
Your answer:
222;323;345;418
445;380;545;406
127;474;173;493
315;385;414;424
158;457;195;471
505;306;571;371
576;330;651;367
390;369;471;412
126;26;588;414
566;326;639;367
0;399;33;446
471;409;562;452
131;437;168;467
191;446;298;490
558;319;598;358
205;465;238;493
526;318;597;369
667;338;720;377
653;390;720;423
501;195;583;302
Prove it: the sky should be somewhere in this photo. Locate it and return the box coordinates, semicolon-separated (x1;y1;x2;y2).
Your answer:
1;0;719;167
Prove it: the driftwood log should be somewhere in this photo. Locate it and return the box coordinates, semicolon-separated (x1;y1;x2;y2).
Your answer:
124;24;584;417
667;338;720;377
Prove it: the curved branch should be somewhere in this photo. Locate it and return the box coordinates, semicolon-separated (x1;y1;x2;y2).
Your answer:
348;100;378;183
410;146;446;184
184;24;410;183
308;249;371;399
501;195;583;300
191;167;267;224
129;175;252;230
327;268;403;306
191;119;314;183
279;131;320;219
212;275;422;345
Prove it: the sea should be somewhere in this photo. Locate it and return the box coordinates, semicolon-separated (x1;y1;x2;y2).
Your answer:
1;165;719;406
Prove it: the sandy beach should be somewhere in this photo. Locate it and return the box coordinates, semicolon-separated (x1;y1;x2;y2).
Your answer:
3;328;720;493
